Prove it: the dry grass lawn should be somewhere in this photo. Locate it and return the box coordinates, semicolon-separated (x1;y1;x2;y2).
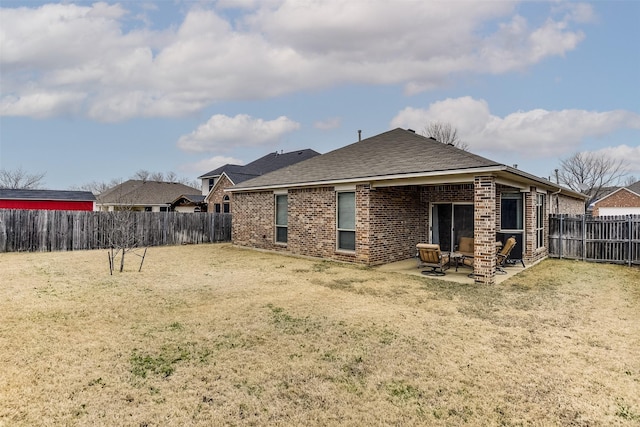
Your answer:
1;243;639;426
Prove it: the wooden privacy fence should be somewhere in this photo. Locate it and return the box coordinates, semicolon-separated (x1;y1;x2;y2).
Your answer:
0;210;232;253
548;214;640;266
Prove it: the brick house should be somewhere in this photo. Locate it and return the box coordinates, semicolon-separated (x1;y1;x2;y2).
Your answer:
592;181;640;216
199;149;319;213
229;128;585;284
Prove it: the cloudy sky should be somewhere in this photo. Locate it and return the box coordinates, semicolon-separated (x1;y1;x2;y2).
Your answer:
1;0;639;190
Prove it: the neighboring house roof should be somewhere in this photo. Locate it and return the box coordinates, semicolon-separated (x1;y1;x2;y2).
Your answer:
198;149;320;185
587;186;620;206
170;194;206;204
230;128;586;199
0;189;96;201
592;181;640;206
97;180;200;206
225;171;263;185
199;164;246;179
627;181;640;195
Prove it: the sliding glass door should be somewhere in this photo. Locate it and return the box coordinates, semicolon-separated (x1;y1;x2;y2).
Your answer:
431;203;473;252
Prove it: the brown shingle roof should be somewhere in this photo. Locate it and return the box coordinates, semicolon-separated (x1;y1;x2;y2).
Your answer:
232;128;501;190
97;180;200;205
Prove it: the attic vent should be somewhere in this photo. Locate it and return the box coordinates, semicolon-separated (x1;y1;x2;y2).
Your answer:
430;137;437;141
407;128;415;133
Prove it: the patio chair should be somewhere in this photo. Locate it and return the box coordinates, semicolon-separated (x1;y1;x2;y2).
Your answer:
416;243;450;276
459;240;510;271
457;237;474;258
496;236;517;274
456;237;475;270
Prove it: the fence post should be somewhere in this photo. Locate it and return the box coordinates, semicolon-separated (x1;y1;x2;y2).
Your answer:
629;215;633;268
582;215;586;262
559;215;563;259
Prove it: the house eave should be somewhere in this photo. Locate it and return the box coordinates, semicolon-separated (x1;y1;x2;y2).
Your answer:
228;166;510;192
228;165;587;200
499;168;588;200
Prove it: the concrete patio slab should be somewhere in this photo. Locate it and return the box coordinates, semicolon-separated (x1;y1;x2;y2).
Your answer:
376;257;527;284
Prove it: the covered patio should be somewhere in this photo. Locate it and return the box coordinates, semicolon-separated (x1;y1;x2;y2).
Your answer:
377;256;530;284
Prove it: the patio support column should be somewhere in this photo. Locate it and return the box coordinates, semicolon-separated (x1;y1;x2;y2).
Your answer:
523;187;536;263
355;184;371;264
474;175;497;284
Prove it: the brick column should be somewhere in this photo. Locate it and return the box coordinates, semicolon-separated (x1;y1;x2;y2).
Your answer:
524;187;535;263
355;184;371;264
474;176;496;284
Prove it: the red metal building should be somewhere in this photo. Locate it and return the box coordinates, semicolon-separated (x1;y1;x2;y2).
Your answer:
0;189;96;211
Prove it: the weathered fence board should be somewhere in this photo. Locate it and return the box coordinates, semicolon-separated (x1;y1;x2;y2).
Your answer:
549;214;640;266
0;210;232;253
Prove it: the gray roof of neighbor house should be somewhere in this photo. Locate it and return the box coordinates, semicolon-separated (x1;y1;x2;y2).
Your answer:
97;180;200;205
627;181;640;195
230;128;586;199
198;149;320;184
0;189;96;201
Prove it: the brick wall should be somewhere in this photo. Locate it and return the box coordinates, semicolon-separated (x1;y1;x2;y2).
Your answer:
473;176;497;284
287;187;340;259
233;185;430;265
593;189;640;216
207;175;234;213
232;186;363;262
232;191;279;250
423;184;474;203
552;193;585;215
368;186;425;264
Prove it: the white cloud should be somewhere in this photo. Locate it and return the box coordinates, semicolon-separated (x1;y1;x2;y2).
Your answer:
177;114;301;153
180;156;245;176
314;117;341;130
0;1;593;120
391;97;640;157
588;145;640;176
0;91;85;118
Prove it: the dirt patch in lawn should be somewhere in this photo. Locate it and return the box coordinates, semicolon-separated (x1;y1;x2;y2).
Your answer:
1;244;639;426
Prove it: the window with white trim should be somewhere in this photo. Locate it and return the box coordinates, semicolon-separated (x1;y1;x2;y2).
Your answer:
275;194;288;243
337;192;355;251
536;193;545;249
